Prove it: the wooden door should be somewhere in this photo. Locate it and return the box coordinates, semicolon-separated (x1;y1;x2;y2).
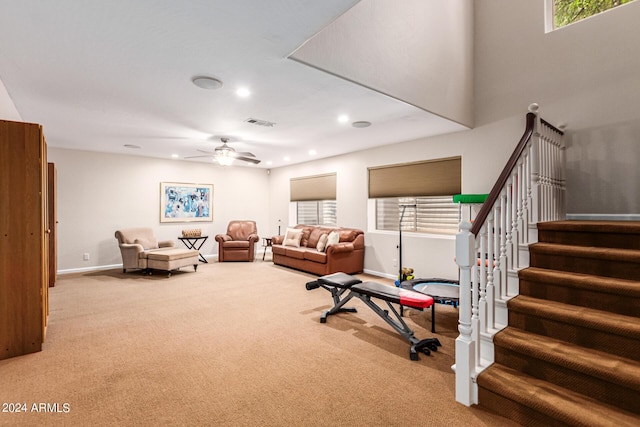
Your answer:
48;163;57;287
0;119;48;360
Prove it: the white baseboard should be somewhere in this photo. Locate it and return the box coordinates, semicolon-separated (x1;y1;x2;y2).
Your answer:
567;213;640;221
57;264;123;275
363;269;395;280
57;254;218;275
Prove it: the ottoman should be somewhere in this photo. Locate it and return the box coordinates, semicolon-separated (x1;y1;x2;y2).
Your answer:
146;248;199;277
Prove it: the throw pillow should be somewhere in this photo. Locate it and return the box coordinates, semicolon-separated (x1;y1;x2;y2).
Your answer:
326;230;340;248
316;233;329;252
135;237;158;250
283;228;303;248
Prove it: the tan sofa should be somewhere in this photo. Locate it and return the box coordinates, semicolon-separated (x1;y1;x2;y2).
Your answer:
271;225;364;276
115;227;199;277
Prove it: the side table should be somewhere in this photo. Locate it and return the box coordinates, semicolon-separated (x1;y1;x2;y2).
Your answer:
262;237;273;261
178;236;209;263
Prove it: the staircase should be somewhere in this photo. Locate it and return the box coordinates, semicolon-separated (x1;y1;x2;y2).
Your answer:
476;220;640;426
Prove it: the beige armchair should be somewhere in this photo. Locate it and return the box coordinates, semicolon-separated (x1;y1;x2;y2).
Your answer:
215;220;259;262
115;227;199;276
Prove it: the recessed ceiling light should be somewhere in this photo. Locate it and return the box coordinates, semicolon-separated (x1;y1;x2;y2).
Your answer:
352;121;372;128
283;156;290;162
124;144;141;149
308;149;317;156
236;87;251;97
266;161;273;166
192;76;223;90
171;154;179;158
338;115;349;123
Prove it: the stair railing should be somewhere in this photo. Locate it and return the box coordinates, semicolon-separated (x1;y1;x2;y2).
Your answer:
454;104;565;406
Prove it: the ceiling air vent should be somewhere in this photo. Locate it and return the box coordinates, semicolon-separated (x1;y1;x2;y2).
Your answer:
245;118;276;127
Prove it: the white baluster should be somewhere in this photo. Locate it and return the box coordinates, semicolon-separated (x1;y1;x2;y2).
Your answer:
479;224;487;336
486;212;495;330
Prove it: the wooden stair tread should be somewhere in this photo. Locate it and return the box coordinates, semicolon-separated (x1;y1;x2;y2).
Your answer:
538;220;640;234
479;364;640;427
495;327;640;391
519;267;640;297
530;242;640;262
508;295;640;339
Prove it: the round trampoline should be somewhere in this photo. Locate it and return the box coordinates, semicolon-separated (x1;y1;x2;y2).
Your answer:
400;278;459;333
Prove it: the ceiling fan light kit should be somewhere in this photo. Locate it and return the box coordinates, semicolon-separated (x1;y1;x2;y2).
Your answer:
185;137;261;166
216;154;234;166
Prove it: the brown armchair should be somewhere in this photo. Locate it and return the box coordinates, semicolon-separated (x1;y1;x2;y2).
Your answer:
215;220;259;262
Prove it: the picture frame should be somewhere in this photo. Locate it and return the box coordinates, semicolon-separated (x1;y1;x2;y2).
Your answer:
160;182;213;223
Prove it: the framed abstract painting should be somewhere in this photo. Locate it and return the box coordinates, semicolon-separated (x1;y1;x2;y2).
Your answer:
160;182;213;223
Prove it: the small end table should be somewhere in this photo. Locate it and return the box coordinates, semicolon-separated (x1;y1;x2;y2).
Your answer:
262;237;273;261
178;235;209;263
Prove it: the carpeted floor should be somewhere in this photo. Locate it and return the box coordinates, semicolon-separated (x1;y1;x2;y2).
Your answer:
0;261;517;426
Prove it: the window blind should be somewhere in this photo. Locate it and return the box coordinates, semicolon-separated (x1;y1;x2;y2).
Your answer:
297;200;337;226
376;196;459;235
290;173;336;202
368;157;461;198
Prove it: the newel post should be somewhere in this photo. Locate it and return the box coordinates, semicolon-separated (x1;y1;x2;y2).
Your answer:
455;221;477;406
528;103;541;225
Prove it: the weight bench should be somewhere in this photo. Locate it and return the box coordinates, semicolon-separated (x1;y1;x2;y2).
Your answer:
306;272;441;361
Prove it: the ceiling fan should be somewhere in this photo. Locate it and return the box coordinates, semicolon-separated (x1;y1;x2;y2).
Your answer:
186;137;261;166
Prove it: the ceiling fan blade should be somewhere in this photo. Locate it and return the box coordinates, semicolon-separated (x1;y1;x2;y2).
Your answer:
235;156;261;164
184;154;214;159
235;151;256;157
197;149;215;154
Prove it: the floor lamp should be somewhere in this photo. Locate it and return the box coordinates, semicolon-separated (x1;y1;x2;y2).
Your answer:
397;203;416;286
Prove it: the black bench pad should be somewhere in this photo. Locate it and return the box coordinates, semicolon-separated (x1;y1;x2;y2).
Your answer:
318;272;363;288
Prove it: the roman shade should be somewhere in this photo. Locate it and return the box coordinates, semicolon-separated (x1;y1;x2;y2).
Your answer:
290;173;337;202
368;157;461;198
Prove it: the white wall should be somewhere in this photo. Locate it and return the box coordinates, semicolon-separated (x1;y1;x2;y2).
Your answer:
0;78;21;121
47;148;269;272
291;0;474;127
268;114;524;281
475;0;640;213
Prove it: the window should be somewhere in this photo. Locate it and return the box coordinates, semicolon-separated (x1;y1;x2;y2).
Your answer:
368;157;461;236
290;173;337;226
376;196;459;235
297;200;337;226
550;0;635;29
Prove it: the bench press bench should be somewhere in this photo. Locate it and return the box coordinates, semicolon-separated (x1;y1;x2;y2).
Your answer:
306;272;441;361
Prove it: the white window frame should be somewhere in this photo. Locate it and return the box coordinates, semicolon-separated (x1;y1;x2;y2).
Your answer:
545;0;636;32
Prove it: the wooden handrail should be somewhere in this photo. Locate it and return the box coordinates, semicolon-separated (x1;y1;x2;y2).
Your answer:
470;112;536;236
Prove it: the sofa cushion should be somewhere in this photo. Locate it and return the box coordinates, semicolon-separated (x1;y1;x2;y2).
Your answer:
304;250;327;264
284;247;306;259
283;228;303;247
221;240;250;249
307;227;325;248
294;225;314;247
326;230;340;247
272;244;287;255
316;233;329;252
134;236;158;250
339;228;359;242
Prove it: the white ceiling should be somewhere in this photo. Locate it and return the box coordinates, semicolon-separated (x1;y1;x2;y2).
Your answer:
0;0;466;168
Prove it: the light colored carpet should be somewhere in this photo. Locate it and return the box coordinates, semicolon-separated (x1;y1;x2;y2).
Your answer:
0;261;517;426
